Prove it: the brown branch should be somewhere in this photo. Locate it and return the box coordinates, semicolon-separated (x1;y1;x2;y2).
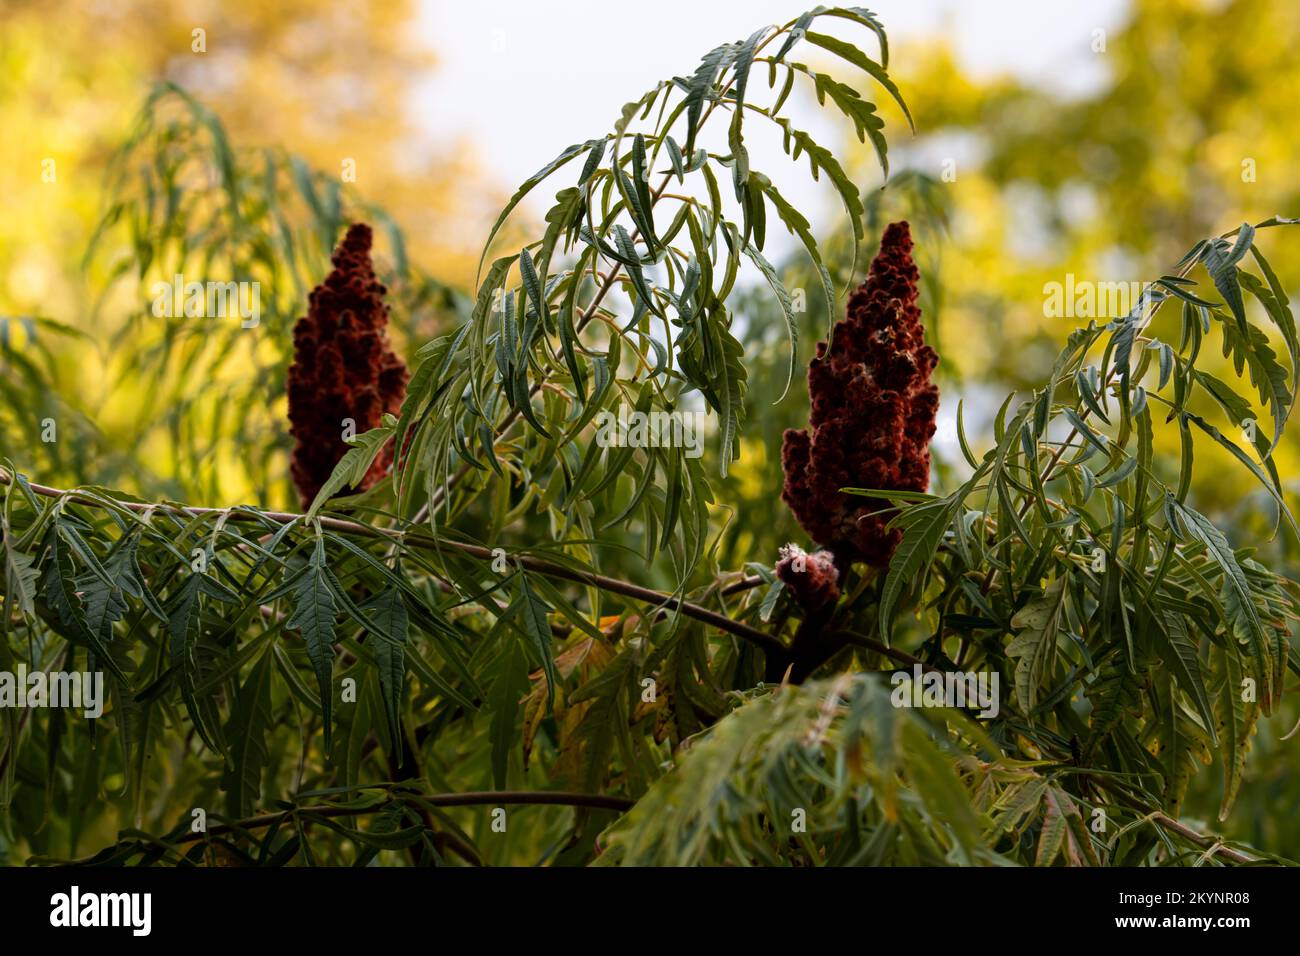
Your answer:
37;790;635;864
1099;781;1262;865
834;630;934;672
1147;812;1258;865
0;468;790;662
721;574;765;596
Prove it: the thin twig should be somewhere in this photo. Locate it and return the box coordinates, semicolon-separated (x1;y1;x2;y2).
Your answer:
37;790;636;864
977;257;1199;596
0;468;789;660
1147;812;1258;865
426;25;788;516
834;630;935;672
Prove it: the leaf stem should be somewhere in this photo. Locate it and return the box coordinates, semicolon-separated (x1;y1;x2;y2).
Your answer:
0;467;790;660
33;789;636;864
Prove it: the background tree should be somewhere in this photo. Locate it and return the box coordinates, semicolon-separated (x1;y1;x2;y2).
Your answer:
2;4;1298;867
0;0;489;506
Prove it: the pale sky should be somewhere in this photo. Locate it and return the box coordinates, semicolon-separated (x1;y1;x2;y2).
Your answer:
407;1;1132;465
412;0;1131;236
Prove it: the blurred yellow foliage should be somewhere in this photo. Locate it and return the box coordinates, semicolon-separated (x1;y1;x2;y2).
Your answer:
0;0;497;504
845;0;1300;531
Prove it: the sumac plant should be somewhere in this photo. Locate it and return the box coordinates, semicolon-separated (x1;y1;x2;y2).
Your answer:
1;7;1299;867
